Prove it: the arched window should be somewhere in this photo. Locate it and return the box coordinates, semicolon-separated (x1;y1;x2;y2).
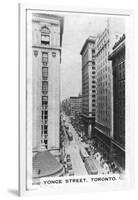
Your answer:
41;25;50;46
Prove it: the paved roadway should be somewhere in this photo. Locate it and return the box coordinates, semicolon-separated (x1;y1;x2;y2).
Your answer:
66;142;88;176
63;114;106;175
64;115;88;176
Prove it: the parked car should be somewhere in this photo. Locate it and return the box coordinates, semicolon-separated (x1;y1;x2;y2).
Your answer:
67;163;72;170
66;154;71;162
85;157;98;175
69;170;74;176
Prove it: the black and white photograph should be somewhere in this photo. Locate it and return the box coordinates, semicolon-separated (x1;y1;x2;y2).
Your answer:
31;10;125;180
19;5;134;195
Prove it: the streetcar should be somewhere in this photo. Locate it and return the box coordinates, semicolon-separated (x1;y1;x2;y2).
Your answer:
79;146;89;162
84;157;98;175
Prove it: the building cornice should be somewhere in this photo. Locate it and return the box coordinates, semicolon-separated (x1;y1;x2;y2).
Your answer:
80;37;96;55
112;34;125;50
32;45;62;51
108;41;125;60
82;60;95;69
81;113;94;119
70;96;82;99
32;13;64;47
111;139;125;152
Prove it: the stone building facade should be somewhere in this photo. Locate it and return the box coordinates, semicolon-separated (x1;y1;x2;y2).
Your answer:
94;20;123;160
70;96;82;117
109;34;125;169
32;13;64;157
80;36;96;138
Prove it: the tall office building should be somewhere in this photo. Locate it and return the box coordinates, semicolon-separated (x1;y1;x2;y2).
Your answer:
94;19;124;159
70;96;82;117
109;34;125;169
32;13;64;157
80;36;96;138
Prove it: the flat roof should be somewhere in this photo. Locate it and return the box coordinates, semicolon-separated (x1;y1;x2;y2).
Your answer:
80;36;96;55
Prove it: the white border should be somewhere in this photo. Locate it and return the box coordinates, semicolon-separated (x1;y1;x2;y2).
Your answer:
19;4;26;196
19;3;135;196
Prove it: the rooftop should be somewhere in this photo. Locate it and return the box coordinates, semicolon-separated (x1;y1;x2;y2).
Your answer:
112;34;125;50
108;34;125;60
80;36;96;55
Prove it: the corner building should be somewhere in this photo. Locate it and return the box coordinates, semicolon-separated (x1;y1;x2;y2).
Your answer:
80;36;96;138
32;13;64;157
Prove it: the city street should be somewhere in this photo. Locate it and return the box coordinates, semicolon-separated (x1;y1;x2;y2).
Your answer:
62;114;107;175
66;143;88;176
63;115;88;176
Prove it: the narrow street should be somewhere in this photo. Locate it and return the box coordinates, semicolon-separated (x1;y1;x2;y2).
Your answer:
66;143;88;176
63;115;88;176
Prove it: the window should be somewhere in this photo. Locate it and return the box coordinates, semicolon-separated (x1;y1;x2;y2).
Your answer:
41;26;50;46
42;96;48;109
42;81;48;93
44;111;48;119
42;67;48;80
42;81;48;90
42;96;48;101
41;111;47;121
42;52;48;65
92;50;95;55
41;35;50;45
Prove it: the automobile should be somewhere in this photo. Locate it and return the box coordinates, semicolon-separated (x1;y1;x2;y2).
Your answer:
67;157;71;162
66;154;71;161
85;157;98;175
67;162;72;170
69;170;74;176
80;147;89;162
67;161;72;165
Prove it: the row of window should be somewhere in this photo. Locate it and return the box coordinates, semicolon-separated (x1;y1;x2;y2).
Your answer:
41;49;49;148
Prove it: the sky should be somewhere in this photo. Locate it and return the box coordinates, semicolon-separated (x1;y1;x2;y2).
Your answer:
59;12;125;100
45;11;125;101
